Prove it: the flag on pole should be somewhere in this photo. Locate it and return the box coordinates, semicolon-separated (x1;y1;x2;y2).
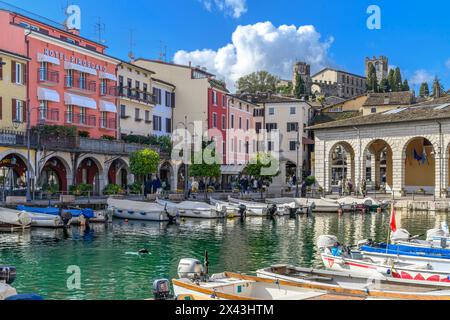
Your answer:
390;205;397;233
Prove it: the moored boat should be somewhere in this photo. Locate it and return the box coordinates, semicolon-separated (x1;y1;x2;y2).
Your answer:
227;197;270;216
318;235;450;287
257;264;450;299
0;267;17;300
293;198;340;213
157;199;224;219
265;198;314;215
108;198;174;222
0;207;32;232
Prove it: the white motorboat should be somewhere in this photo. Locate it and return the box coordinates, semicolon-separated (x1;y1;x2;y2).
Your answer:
227;197;270;216
294;198;340;213
321;197;389;211
266;198;314;215
318;235;450;287
257;265;450;299
107;198;173;222
209;198;241;217
156;199;223;219
28;212;68;228
0;207;32;228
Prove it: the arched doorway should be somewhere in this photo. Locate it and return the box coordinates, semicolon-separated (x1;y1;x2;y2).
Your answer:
159;161;174;191
108;159;129;189
76;157;102;195
177;165;186;191
329;142;355;190
0;154;29;196
404;137;435;194
40;157;69;193
285;161;297;186
364;140;393;191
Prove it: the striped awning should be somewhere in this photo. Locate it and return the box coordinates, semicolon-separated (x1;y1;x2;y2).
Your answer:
99;72;117;81
37;87;60;102
37;53;60;65
64;93;97;109
99;100;117;113
64;61;97;76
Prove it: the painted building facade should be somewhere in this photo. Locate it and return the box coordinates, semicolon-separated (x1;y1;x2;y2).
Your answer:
151;78;175;137
117;62;155;137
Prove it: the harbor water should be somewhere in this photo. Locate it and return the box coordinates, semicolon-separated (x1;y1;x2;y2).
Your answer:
0;210;448;300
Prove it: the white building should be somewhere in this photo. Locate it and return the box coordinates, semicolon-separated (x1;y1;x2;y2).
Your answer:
151;78;176;137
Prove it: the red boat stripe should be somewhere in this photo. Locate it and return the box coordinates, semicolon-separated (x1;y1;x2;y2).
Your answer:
344;262;377;269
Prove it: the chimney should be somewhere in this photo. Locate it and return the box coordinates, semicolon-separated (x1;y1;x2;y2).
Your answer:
68;29;80;36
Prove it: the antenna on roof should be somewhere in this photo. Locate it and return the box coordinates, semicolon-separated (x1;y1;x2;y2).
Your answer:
94;17;106;44
128;29;136;62
159;41;167;62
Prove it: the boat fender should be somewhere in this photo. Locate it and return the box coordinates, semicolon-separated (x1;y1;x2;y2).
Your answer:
386;268;391;275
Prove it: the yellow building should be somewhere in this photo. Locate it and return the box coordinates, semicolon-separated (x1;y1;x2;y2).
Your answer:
117;61;156;137
362;91;415;116
0;49;29;132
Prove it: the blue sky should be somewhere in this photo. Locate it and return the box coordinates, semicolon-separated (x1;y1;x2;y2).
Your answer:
3;0;450;92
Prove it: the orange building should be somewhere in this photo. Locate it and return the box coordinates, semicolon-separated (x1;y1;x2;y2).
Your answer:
0;9;120;139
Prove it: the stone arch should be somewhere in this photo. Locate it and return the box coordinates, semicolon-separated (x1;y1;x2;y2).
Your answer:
76;156;104;195
40;156;72;192
328;141;356;192
106;158;130;189
403;136;436;194
363;139;394;191
0;152;34;195
158;161;176;191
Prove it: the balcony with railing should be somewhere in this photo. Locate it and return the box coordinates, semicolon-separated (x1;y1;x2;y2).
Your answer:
99;117;117;130
38;68;59;85
38;108;59;123
100;84;118;97
118;87;156;105
65;112;97;127
65;76;97;94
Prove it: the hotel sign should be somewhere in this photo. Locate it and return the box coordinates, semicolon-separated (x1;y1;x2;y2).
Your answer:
43;48;107;72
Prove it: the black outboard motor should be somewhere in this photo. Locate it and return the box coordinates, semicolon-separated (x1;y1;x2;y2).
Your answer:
0;266;16;285
267;204;277;218
60;211;73;228
288;207;297;219
153;279;172;300
238;204;247;220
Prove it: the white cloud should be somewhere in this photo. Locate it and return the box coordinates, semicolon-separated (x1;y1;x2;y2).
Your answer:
174;21;334;91
199;0;247;18
410;69;433;85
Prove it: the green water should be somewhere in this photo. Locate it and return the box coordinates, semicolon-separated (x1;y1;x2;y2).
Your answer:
1;211;449;300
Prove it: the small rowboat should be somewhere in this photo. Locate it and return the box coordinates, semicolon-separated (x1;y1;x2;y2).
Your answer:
293;198;340;213
0;207;31;231
257;265;450;299
227;197;269;216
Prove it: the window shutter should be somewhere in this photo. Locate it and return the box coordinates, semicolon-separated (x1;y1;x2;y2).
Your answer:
171;92;175;108
11;61;16;83
0;58;3;80
22;63;27;85
11;99;16;121
22;101;27;122
0;97;2;120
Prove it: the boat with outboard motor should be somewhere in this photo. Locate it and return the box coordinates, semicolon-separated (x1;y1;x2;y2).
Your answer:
321;197;389;212
156;199;224;219
291;198;340;213
0;207;31;231
318;235;450;286
256;264;450;299
168;258;450;300
0;266;17;300
265;198;315;215
108;198;176;222
389;226;450;249
227;197;275;216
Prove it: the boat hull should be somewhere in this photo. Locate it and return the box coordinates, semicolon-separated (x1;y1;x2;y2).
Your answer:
112;208;170;222
157;200;222;219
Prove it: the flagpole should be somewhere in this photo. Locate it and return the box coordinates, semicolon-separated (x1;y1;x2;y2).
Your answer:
386;201;395;254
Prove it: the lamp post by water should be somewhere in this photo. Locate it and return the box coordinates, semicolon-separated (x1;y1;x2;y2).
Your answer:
177;117;195;200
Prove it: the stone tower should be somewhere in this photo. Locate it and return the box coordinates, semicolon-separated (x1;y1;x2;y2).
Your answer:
365;56;388;83
292;61;312;95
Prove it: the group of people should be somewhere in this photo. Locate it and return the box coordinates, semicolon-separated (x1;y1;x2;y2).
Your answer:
144;176;170;196
337;178;354;196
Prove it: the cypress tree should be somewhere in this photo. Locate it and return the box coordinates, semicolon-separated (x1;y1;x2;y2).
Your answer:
402;79;410;92
419;82;430;97
294;72;306;98
394;67;402;92
388;69;395;92
380;78;390;93
366;63;378;92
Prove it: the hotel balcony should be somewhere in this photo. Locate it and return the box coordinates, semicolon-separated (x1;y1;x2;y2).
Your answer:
99;117;117;130
37;68;59;85
118;87;156;105
99;84;118;98
38;108;60;123
65;76;97;94
65;112;97;127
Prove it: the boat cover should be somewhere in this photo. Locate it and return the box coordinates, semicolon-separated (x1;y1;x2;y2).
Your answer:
17;206;94;219
361;243;450;260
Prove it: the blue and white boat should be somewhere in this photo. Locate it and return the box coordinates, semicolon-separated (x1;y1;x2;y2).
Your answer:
17;206;94;219
360;243;450;260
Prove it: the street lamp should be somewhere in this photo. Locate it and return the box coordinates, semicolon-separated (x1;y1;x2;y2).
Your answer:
177;116;196;200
